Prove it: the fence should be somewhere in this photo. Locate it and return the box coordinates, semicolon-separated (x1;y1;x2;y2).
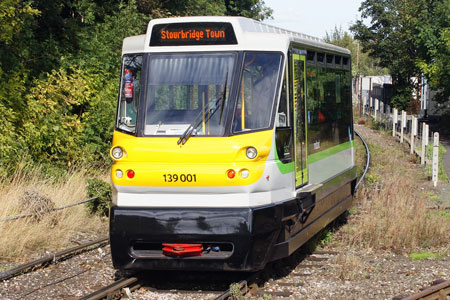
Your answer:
362;98;442;186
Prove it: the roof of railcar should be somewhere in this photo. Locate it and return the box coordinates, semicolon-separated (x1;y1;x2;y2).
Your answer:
122;16;351;56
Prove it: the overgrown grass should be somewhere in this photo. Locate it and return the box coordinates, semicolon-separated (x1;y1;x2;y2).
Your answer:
342;125;450;253
0;163;108;259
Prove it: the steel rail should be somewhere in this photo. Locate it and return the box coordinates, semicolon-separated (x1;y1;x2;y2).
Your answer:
398;280;450;300
354;129;370;190
0;237;108;281
78;277;140;300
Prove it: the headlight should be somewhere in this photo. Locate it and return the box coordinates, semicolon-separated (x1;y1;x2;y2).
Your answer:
246;147;257;159
111;147;123;159
240;169;250;179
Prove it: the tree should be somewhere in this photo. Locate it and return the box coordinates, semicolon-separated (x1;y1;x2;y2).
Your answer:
413;0;449;104
136;0;272;20
0;0;274;170
350;0;449;110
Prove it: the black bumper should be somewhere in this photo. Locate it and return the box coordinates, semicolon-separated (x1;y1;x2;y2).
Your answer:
109;205;283;272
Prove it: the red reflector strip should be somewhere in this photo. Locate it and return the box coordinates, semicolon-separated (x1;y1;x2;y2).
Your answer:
162;243;203;257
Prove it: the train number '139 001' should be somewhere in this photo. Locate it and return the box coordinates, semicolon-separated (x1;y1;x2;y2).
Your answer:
163;174;197;182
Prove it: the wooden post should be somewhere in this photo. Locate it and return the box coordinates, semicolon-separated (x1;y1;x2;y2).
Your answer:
363;95;366;115
393;108;397;137
425;124;429;146
400;110;406;143
421;122;426;165
432;132;439;186
375;98;379;121
410;116;415;154
359;76;363;117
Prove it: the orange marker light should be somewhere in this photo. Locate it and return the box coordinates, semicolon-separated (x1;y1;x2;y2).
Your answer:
127;170;135;179
227;169;236;179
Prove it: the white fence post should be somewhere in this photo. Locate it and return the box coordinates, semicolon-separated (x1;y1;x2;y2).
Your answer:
400;110;406;143
421;122;426;165
393;108;397;137
432;132;439;187
410;116;416;154
425;124;429;146
375;99;379;121
363;95;366;115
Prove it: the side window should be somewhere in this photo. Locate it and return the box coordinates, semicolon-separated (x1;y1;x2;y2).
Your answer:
233;52;282;133
117;54;143;134
275;67;293;163
277;66;289;127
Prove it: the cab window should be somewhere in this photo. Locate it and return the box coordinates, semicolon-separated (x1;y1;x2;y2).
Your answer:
232;52;282;133
116;54;143;134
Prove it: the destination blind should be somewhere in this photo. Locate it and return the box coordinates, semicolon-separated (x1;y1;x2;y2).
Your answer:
150;22;237;46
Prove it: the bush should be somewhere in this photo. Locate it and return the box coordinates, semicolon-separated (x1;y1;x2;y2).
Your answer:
86;178;111;216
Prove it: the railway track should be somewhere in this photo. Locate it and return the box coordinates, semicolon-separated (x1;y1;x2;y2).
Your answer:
394;280;450;300
0;237;108;282
77;249;339;300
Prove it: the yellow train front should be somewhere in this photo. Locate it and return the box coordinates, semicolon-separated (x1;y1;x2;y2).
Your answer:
110;17;356;272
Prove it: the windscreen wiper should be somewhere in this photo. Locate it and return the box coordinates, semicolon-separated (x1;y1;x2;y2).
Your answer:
177;75;228;145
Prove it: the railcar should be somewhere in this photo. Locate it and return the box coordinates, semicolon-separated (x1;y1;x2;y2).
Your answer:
110;16;356;272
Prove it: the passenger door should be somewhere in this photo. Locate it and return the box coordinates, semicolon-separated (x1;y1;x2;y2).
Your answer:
291;51;308;187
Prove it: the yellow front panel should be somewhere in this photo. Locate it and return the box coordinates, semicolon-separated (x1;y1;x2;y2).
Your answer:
111;130;273;187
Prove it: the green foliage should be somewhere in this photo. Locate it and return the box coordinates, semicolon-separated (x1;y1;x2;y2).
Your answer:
229;282;245;300
138;0;272;20
21;68;95;164
86;178;112;216
365;173;380;185
412;0;449;104
369;119;384;131
320;231;335;245
0;0;273;174
0;0;39;44
350;0;449;109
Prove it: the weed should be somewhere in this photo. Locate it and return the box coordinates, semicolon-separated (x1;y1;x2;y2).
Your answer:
229;282;245;300
365;174;380;184
348;208;358;216
431;210;450;219
409;252;441;260
370;120;384;131
334;253;364;281
86;178;112;216
425;192;439;201
321;231;335;245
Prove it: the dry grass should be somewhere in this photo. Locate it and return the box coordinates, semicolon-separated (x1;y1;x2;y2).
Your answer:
0;163;107;260
332;252;364;281
342;125;450;253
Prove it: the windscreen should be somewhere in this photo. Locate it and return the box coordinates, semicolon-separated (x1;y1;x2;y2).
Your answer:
144;53;236;136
